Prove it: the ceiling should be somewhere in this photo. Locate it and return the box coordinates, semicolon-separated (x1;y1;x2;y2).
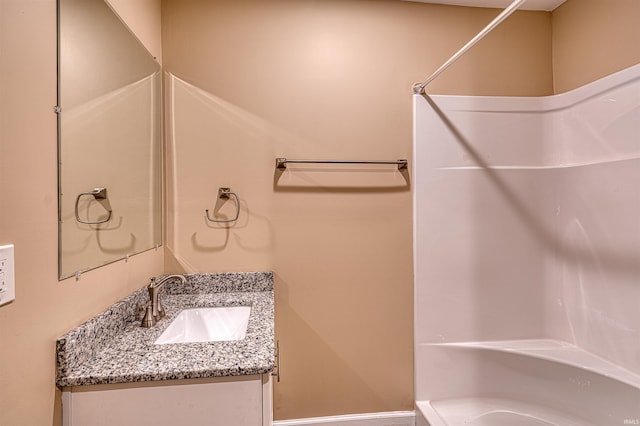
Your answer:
404;0;567;11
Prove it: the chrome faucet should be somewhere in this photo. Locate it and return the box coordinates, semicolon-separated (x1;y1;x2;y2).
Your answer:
141;274;187;327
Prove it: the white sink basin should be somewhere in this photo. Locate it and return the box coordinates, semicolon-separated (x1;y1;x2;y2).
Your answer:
154;306;251;344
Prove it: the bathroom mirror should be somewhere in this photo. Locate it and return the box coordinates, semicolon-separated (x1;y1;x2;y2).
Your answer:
57;0;162;279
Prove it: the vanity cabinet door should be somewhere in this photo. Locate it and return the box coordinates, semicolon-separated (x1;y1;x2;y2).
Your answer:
62;375;268;426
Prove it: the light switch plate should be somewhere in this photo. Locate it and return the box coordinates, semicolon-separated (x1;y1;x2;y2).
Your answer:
0;244;15;306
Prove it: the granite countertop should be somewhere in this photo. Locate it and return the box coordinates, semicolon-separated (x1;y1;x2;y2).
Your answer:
56;272;275;387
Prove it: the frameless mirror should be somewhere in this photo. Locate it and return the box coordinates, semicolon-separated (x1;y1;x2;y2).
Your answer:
57;0;162;279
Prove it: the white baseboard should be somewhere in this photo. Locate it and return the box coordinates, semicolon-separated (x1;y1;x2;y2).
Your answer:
273;411;415;426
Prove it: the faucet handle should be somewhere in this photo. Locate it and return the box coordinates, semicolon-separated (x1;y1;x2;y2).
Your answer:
141;303;155;327
155;298;166;320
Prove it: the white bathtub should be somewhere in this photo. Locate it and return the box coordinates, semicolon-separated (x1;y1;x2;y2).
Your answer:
415;339;640;426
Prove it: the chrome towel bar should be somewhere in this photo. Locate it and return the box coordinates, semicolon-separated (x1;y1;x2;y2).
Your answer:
275;158;408;171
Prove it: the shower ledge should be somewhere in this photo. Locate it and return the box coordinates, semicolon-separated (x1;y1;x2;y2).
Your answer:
431;339;640;389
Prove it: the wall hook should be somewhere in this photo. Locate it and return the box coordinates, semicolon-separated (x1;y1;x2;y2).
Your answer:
205;187;240;223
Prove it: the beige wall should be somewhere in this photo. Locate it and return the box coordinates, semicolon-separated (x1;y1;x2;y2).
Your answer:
106;0;163;63
0;1;163;425
552;0;640;93
162;0;552;420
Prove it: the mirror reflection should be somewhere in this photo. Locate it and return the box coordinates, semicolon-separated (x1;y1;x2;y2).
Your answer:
58;0;162;279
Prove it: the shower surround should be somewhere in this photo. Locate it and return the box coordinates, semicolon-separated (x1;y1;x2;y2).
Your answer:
413;64;640;425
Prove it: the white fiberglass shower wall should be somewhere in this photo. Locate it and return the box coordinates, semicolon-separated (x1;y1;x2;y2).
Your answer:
413;64;640;425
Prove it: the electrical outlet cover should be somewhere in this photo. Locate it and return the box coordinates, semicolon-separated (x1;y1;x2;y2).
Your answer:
0;244;15;306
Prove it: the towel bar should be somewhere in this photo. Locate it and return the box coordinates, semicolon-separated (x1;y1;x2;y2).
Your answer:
275;158;408;171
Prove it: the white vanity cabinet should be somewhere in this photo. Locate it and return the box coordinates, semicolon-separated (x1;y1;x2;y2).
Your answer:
56;274;276;426
62;374;273;426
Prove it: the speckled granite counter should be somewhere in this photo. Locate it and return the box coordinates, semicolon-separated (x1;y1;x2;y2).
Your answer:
56;272;274;387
